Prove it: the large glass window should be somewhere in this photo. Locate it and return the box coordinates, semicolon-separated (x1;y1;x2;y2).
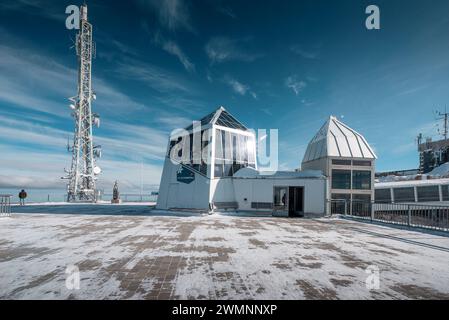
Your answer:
352;170;371;190
393;187;415;203
213;129;256;177
375;189;391;203
417;186;440;202
332;170;351;189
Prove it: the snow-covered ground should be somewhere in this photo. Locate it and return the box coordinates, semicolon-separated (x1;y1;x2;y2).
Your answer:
1;211;449;300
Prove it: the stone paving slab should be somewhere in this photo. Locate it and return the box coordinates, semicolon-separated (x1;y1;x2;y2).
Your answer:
1;213;449;299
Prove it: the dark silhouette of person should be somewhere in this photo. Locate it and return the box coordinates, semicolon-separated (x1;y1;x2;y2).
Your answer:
18;189;27;206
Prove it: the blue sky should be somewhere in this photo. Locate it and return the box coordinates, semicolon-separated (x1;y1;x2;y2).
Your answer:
0;0;448;192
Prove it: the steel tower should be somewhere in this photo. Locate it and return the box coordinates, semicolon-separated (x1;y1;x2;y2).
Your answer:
64;5;101;202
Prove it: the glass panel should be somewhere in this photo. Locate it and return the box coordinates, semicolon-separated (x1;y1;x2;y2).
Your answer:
215;129;223;161
223;164;233;177
332;159;351;166
332;170;351;189
353;160;371;167
417;186;440;202
442;185;449;201
394;187;415;203
216;110;247;130
214;164;223;178
223;131;233;163
248;135;256;164
274;187;288;211
331;193;351;200
353;194;371;202
375;189;391;203
352;170;371;190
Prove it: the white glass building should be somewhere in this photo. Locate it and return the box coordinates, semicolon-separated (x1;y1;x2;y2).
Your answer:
157;109;375;216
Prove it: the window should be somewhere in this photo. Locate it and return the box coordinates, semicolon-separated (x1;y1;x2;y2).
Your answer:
332;170;351;189
214;129;256;177
331;193;351;201
214;164;223;178
353;194;371;202
332;159;351;166
352;170;371;190
442;185;449;201
393;187;415;203
353;160;371;167
375;189;391;203
417;186;440;202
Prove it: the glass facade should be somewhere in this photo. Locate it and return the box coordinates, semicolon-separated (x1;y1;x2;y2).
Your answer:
352;170;371;190
168;130;210;176
393;187;415;203
213;129;256;178
442;185;449;201
332;170;351;189
416;186;440;202
375;189;391;203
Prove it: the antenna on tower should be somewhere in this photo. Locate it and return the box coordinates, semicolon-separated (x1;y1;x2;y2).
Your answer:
435;106;449;140
62;4;101;202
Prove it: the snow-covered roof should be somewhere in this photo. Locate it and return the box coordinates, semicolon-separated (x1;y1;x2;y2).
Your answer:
233;167;325;179
375;178;449;189
185;106;248;131
302;116;377;163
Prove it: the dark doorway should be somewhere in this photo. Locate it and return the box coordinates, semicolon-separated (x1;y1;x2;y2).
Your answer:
288;187;304;217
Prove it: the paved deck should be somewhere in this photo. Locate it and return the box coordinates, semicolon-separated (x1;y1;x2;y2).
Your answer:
1;212;449;299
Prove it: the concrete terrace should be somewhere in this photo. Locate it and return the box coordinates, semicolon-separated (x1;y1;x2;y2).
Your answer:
1;209;449;300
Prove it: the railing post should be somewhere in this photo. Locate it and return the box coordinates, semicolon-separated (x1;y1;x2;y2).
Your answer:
407;205;411;227
344;200;348;216
371;201;374;222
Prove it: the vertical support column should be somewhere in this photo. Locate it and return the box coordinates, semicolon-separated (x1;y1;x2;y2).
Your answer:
407;205;412;227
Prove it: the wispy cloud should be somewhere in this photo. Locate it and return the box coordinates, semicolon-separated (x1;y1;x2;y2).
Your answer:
225;77;257;99
290;44;320;59
152;31;195;72
285;76;307;95
140;0;194;32
217;6;236;19
114;57;191;93
0;0;65;22
205;37;262;64
0;34;146;118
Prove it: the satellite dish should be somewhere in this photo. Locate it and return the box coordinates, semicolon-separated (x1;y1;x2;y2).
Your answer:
69;104;76;110
93;166;102;175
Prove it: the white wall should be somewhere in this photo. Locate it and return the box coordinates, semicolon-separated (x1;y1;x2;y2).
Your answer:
233;178;326;214
156;159;211;210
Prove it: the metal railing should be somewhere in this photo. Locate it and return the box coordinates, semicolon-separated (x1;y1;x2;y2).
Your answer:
329;200;449;232
101;193;158;203
0;195;12;217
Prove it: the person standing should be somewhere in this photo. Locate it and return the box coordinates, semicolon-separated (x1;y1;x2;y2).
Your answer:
18;189;27;206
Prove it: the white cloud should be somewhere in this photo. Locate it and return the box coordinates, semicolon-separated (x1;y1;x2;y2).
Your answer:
285;76;307;95
140;0;194;32
290;45;319;59
152;32;195;73
225;77;257;99
114;57;191;93
0;37;146;118
205;37;261;64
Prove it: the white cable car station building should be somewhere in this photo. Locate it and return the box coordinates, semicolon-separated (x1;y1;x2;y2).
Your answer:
157;107;376;216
